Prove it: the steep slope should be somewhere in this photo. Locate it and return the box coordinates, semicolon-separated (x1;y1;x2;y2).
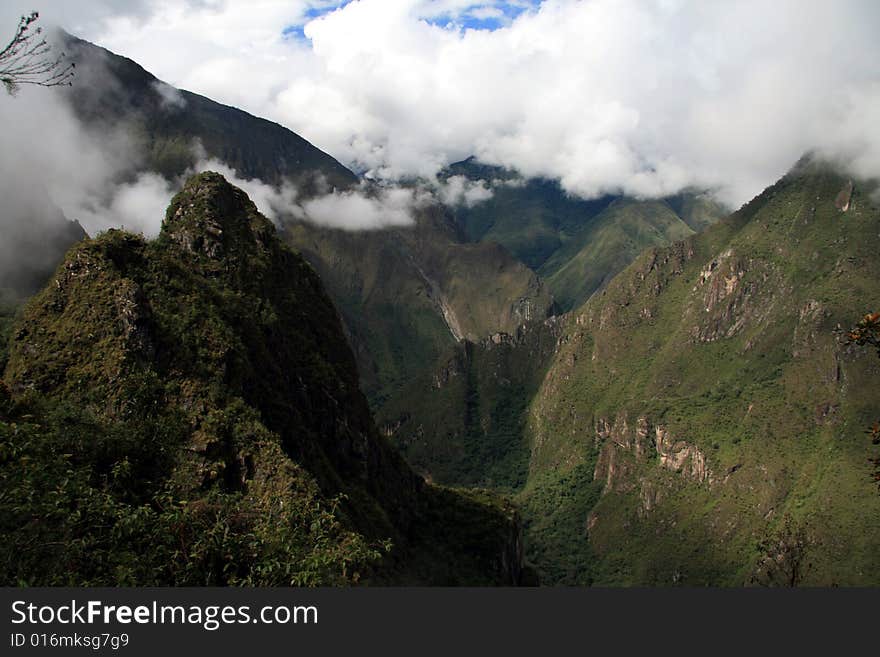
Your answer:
539;198;695;311
521;158;880;585
378;318;563;492
0;173;521;586
446;157;726;311
283;203;555;406
61;32;357;192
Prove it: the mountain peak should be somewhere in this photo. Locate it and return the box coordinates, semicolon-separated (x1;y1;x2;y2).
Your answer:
161;172;277;274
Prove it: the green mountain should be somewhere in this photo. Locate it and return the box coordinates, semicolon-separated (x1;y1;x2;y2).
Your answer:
0;173;522;586
377;318;562;492
52;36;556;410
519;158;880;585
446;157;726;311
283;203;555;406
444;157;617;271
539;198;695;311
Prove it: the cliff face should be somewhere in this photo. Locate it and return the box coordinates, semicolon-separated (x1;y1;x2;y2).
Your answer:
0;173;522;586
521;160;880;585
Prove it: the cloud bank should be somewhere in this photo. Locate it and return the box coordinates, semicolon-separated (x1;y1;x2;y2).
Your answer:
0;76;450;248
1;1;879;209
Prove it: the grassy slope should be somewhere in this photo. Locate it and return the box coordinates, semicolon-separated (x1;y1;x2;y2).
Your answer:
539;199;696;311
446;159;724;312
521;161;880;585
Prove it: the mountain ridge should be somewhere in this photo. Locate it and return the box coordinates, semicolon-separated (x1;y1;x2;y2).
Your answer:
519;158;880;584
0;172;523;585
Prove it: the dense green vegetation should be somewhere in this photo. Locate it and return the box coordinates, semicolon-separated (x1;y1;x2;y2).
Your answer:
0;173;521;586
520;159;880;585
379;321;561;492
445;158;725;311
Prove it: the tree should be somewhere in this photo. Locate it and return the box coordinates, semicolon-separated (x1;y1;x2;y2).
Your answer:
846;311;880;490
750;514;817;587
0;11;74;95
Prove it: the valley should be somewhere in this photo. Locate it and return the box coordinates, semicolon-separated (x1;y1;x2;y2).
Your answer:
1;31;879;587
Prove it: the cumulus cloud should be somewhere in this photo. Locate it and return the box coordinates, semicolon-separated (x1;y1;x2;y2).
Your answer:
300;184;432;229
74;172;177;236
0;80;144;236
2;1;880;209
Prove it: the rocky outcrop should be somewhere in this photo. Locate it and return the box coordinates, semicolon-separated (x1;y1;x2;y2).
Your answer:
690;248;780;343
654;425;710;482
593;414;712;498
835;180;854;212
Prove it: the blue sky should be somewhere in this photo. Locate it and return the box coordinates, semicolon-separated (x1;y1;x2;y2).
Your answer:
283;1;540;41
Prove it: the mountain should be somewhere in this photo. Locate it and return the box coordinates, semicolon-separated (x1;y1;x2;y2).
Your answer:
52;35;556;408
377;318;563;491
0;173;522;585
518;158;880;585
1;32;358;303
283;203;555;406
538;198;695;311
445;157;726;311
61;32;357;193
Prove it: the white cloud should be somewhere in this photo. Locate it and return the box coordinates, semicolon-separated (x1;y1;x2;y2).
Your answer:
151;80;186;110
435;175;493;207
301;184;431;229
191;155;432;230
76;172;176;236
1;1;880;208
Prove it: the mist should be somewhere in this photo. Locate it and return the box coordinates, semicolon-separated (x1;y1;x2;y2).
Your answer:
3;0;880;291
0;72;478;280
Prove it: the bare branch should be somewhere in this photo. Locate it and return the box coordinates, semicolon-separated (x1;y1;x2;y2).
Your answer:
0;12;74;95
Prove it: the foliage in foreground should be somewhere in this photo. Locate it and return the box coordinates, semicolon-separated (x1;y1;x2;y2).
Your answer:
0;387;384;586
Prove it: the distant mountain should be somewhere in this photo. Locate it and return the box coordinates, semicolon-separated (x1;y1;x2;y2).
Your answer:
445;157;726;311
520;158;880;584
61;32;358;193
284;203;555;406
0;173;522;585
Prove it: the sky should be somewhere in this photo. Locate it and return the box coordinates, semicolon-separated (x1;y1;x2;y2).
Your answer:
1;0;879;211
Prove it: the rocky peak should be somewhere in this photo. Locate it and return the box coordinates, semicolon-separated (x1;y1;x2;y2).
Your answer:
161;172;276;275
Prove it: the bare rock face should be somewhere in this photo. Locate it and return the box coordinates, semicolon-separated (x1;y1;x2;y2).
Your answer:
654;425;709;482
834;180;854;212
593;413;712;498
689;247;782;344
